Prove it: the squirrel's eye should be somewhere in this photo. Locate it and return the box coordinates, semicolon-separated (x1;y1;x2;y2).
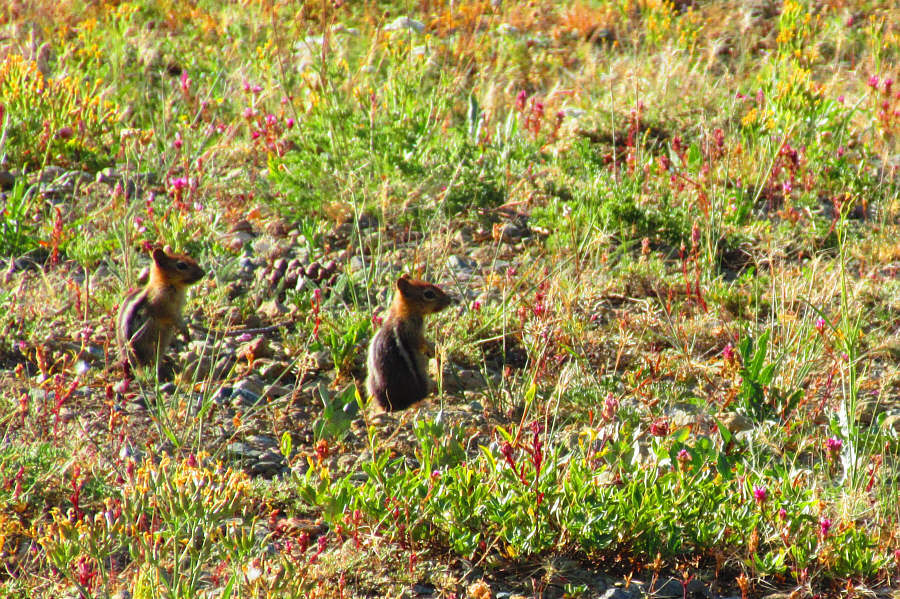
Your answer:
423;289;436;300
176;261;189;271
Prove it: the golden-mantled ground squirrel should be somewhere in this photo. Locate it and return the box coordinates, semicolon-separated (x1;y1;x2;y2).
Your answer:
117;247;205;373
366;274;453;411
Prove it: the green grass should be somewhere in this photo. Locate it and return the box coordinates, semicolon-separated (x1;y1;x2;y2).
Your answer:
1;0;899;597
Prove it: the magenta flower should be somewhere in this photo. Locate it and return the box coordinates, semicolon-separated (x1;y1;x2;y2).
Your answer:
884;78;894;94
677;449;690;463
778;508;787;520
242;107;255;119
868;75;880;88
265;114;277;128
180;71;191;95
836;146;845;157
173;132;183;150
815;316;826;334
500;441;515;466
515;90;527;111
251;84;263;94
826;437;843;452
171;177;188;192
753;485;767;505
722;343;735;363
782;180;792;194
837;95;844;104
472;300;481;311
819;517;832;538
602;394;619;421
649;418;669;437
286;117;295;129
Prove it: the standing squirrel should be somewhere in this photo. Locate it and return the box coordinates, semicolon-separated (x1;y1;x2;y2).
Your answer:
366;274;453;411
117;247;205;373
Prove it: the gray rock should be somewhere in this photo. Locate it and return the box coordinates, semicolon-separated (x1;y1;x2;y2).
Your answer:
213;354;237;378
228;231;255;251
652;577;709;598
96;167;120;185
259;360;292;379
226;442;262;460
119;444;145;462
38;166;67;183
599;587;640;599
125;397;148;414
312;350;334;371
239;256;257;271
337;454;357;471
40;182;74;201
282;268;299;290
247;434;278;448
720;412;754;434
231;388;262;409
213;386;235;405
260;299;288;320
448;368;485;391
384;16;425;33
185;355;214;380
447;255;477;273
497;222;528;242
670;409;695;429
265;384;293;400
250;460;286;478
349;255;365;272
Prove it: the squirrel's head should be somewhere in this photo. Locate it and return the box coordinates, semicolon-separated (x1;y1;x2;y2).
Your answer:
151;247;206;286
396;274;453;314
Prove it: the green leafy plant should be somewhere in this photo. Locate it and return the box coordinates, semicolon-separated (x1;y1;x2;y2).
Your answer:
737;330;802;423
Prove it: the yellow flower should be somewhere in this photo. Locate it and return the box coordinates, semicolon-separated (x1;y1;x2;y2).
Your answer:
741;108;758;128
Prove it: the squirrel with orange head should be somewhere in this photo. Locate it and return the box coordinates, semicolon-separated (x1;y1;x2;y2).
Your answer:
117;246;205;374
366;274;453;411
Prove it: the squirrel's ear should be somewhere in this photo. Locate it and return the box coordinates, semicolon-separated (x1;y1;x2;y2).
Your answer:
151;248;166;264
397;274;412;294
